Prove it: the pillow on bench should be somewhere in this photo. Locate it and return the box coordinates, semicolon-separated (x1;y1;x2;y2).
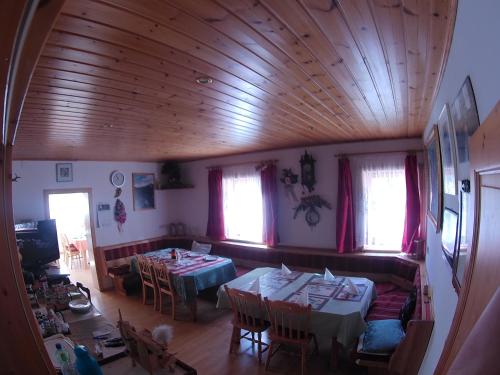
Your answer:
360;319;405;355
191;240;212;254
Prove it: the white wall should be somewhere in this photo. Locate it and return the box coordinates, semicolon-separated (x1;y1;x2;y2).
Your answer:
166;138;422;249
12;160;169;247
419;0;500;374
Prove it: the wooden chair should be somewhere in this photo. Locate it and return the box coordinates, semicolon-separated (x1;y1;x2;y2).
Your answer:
61;233;82;269
136;255;157;309
224;286;269;364
152;261;178;319
264;298;318;375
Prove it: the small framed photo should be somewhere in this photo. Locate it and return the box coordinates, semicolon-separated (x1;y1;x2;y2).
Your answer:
56;163;73;182
132;173;155;210
442;208;459;267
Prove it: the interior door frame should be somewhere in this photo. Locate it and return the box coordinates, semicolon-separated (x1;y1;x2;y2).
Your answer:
43;188;99;286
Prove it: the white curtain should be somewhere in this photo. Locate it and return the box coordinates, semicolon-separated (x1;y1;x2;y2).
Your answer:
222;165;263;243
351;154;406;250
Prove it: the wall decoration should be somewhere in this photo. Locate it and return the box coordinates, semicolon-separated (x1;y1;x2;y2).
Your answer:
114;199;127;232
96;202;112;228
280;168;299;203
453;188;470;291
110;170;125;187
438;104;457;195
425;125;443;231
56;163;73;182
293;194;331;227
450;76;480;164
300;151;316;193
132;173;156;210
441;208;458;267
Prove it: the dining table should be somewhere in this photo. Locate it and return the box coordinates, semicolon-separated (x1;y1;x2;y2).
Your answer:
131;248;237;319
217;267;376;351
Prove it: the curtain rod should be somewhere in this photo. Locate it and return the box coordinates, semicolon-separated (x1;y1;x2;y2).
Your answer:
334;149;423;158
206;159;278;170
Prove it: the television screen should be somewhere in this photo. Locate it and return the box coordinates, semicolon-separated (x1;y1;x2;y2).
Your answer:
16;219;60;269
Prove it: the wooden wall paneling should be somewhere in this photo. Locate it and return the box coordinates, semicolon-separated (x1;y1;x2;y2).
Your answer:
0;1;64;374
435;101;500;374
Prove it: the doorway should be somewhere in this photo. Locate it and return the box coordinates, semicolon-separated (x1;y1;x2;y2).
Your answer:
44;189;97;288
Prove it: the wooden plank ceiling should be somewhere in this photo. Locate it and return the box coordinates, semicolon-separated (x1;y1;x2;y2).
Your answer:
15;0;456;161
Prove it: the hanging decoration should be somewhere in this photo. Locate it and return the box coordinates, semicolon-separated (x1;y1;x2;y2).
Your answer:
280;168;299;203
293;194;331;227
114;198;127;232
300;151;316;193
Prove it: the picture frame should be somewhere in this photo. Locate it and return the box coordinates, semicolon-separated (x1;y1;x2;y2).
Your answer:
450;76;480;164
132;173;155;210
438;104;458;196
300;151;316;193
441;208;459;267
425;125;443;231
452;189;470;291
56;163;73;182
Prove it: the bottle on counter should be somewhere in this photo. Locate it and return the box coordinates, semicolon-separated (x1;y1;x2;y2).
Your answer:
170;248;177;260
54;343;77;375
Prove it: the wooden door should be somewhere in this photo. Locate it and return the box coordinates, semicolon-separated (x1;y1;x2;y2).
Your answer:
436;101;500;373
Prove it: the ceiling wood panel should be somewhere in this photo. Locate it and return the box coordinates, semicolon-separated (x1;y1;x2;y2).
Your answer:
15;0;456;161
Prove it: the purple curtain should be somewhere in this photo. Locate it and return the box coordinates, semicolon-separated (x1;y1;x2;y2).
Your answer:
261;164;279;247
401;155;421;253
206;168;226;240
336;158;356;253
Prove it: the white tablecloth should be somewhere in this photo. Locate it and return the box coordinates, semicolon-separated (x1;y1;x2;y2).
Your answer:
217;267;376;347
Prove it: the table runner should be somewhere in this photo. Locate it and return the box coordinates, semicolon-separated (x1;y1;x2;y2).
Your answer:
217;267;376;347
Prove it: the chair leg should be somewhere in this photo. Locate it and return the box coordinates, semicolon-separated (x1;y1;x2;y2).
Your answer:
229;326;239;354
313;334;319;355
171;295;176;320
251;332;255;345
265;341;274;371
257;331;262;364
301;344;307;375
142;285;147;305
158;292;163;314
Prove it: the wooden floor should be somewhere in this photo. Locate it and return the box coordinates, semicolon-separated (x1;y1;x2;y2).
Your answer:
70;268;367;375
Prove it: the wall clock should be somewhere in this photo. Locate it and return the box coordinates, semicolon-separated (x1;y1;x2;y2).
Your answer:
110;170;125;188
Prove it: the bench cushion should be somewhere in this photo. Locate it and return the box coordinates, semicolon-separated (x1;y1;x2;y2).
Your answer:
361;319;405;355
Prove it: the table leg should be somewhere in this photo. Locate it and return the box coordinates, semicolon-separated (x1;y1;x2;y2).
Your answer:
330;336;340;369
189;300;197;322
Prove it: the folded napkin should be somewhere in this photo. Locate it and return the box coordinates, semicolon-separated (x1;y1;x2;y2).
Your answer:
345;278;359;295
248;277;260;294
299;287;309;306
281;263;292;275
324;268;335;281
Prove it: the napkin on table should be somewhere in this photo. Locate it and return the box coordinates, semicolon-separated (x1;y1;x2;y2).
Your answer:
345;278;359;295
248;277;260;294
324;268;335;281
281;263;292;275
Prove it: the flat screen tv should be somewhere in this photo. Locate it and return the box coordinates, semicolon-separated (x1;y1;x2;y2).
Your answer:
15;219;60;270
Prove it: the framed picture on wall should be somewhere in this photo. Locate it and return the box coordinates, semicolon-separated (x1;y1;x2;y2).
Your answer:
56;163;73;182
425;125;443;231
132;173;155;210
450;76;480;164
442;208;459;267
438;104;458;196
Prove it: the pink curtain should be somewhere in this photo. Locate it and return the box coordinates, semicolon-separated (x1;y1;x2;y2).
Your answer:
336;158;356;253
261;163;279;247
401;154;421;253
206;168;226;240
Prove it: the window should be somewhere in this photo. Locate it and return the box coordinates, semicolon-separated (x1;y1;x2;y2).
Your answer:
353;156;406;251
222;165;263;243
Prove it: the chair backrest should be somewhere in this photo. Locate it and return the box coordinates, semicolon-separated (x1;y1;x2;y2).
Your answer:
136;254;154;283
152;261;174;293
264;297;312;343
225;286;266;330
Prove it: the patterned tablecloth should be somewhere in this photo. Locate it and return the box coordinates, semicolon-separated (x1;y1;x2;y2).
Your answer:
131;248;237;303
217;267;376;348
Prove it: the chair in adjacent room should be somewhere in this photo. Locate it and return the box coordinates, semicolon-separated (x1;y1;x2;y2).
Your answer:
136;255;157;308
152;261;178;319
60;233;83;269
264;298;318;375
224;286;269;364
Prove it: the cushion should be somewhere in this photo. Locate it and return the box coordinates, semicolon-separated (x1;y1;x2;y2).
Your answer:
399;288;417;330
191;240;212;254
361;319;405;355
